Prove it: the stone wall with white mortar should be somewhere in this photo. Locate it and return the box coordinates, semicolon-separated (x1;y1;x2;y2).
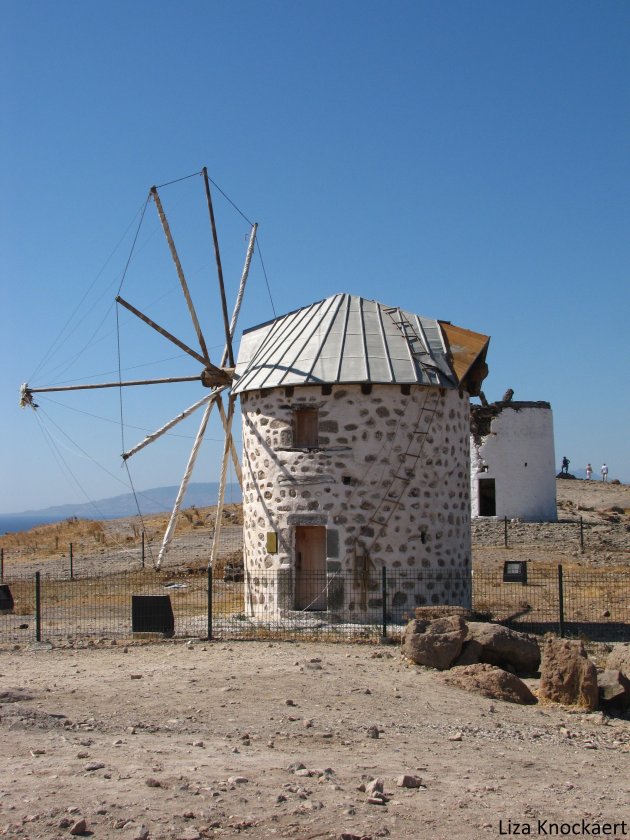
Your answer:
470;404;557;522
239;383;473;617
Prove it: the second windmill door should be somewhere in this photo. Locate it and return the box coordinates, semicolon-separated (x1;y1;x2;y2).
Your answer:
295;525;327;610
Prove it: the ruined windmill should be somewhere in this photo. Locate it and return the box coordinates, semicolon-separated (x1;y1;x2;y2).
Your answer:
20;168;258;569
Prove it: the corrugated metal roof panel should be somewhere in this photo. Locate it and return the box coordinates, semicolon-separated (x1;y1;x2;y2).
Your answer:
232;293;488;394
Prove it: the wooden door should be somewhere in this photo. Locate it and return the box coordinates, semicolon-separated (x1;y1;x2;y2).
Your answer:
295;526;327;610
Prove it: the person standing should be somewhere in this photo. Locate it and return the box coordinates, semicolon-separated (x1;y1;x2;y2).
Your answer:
586;463;593;480
561;456;570;474
601;463;609;482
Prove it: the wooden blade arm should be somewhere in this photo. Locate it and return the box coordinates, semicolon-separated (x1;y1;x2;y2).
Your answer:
217;393;242;487
221;222;258;368
22;375;205;401
202;167;234;369
116;295;208;367
155;400;215;570
210;394;237;568
122;386;228;460
150;185;211;363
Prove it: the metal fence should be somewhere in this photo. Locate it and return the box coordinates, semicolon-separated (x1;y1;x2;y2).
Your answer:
472;567;630;640
1;566;629;645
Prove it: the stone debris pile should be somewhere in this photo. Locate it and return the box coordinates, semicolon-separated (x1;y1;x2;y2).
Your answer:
403;615;630;711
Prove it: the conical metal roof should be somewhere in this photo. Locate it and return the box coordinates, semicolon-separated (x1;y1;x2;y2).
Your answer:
233;293;488;395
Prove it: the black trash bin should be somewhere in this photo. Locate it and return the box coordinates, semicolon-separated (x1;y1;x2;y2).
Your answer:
0;584;14;612
131;595;174;636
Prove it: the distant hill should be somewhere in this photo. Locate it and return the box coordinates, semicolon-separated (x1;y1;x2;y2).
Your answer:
2;483;241;529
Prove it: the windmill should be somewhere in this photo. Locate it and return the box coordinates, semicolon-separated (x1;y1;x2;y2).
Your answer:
20;167;258;570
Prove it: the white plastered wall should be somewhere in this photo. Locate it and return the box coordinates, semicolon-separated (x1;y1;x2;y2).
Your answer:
470;404;557;522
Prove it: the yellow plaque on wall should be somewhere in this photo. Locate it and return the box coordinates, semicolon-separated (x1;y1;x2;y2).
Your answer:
266;532;278;553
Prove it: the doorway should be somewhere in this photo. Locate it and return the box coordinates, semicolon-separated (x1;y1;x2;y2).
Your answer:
295;525;327;610
478;478;496;516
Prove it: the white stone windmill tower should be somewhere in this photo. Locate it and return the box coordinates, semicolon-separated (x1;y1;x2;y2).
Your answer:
21;168;258;569
231;294;490;618
470;395;557;522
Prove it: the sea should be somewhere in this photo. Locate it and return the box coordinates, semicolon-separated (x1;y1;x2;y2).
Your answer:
0;515;68;534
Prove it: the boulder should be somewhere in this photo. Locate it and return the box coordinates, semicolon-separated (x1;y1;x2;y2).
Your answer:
454;622;541;676
605;643;630;678
440;663;537;705
597;669;630;711
402;615;467;670
413;605;474;622
538;638;598;710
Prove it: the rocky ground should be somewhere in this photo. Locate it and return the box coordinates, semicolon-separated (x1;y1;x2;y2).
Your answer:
1;639;629;840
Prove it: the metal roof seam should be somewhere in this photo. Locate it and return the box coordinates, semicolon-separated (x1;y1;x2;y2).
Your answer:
275;294;340;387
359;296;370;383
304;293;345;382
335;294;352;383
238;298;326;392
376;303;396;383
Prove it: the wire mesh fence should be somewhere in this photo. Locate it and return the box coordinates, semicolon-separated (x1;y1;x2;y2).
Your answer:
1;566;629;645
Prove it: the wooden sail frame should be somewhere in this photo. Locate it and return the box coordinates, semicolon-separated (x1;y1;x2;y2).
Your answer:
21;171;258;570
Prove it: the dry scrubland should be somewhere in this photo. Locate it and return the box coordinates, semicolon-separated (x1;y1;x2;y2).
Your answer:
1;481;629;574
0;505;244;563
1;481;629;840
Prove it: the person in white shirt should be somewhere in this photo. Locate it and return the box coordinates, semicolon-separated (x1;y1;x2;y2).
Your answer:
601;463;609;482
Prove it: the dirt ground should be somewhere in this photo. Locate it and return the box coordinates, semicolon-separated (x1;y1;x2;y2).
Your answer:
1;639;629;840
555;478;630;524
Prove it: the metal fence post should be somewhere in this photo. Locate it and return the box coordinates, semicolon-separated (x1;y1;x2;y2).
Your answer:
69;543;74;580
580;517;584;551
381;566;387;640
558;564;565;638
141;532;145;569
207;566;213;641
35;571;42;642
504;517;508;548
0;547;3;581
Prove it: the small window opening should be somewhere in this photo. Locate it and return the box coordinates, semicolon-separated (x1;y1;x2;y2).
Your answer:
293;408;319;447
361;383;372;395
321;384;333;396
401;384;411;396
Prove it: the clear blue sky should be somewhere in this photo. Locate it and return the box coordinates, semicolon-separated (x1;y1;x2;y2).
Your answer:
1;1;628;514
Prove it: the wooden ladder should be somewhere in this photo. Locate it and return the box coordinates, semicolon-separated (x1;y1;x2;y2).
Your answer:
363;390;440;547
